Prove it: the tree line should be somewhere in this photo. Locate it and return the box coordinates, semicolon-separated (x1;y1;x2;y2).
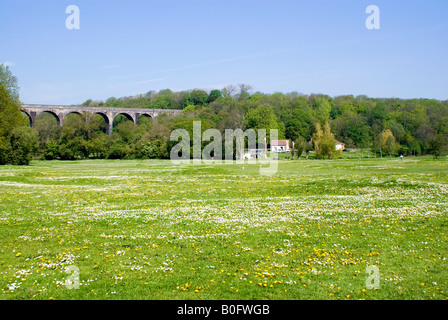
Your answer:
0;65;38;165
1;67;448;165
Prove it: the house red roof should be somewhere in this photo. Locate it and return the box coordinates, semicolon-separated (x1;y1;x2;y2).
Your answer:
271;140;289;147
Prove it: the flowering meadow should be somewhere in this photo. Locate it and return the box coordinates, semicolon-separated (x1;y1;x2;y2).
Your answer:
0;158;447;300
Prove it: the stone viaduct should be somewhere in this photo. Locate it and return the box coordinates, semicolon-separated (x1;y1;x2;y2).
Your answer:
21;104;183;134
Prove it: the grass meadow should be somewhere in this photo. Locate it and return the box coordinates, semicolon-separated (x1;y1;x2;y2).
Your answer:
0;156;447;300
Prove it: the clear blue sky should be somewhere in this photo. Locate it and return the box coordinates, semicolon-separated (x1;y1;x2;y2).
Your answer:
1;0;447;104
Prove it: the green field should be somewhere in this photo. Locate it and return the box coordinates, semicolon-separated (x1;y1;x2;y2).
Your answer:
0;157;447;300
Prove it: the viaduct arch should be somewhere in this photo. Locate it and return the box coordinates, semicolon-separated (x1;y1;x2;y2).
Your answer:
21;104;183;134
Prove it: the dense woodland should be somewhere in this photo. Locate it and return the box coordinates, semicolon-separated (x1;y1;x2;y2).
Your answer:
1;66;448;164
37;84;448;161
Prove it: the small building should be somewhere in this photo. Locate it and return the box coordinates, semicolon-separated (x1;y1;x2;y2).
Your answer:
271;140;290;153
335;141;345;151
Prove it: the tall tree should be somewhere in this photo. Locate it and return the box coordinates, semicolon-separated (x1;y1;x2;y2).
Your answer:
222;85;237;97
377;129;398;157
237;84;253;100
245;104;283;142
189;89;209;106
428;134;448;158
0;65;26;146
0;64;20;103
313;98;332;124
313;122;340;159
0;65;32;165
207;89;222;103
293;136;307;159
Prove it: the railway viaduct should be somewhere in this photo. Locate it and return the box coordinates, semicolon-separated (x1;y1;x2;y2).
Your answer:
21;104;183;134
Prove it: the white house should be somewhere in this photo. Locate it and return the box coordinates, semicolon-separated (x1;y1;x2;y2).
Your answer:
335;141;345;151
271;140;290;153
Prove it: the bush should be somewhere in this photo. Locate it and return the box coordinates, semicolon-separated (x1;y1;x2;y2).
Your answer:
107;140;132;159
3;126;38;165
135;139;169;159
43;140;60;160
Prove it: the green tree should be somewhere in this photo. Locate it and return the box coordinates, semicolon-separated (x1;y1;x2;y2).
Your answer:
105;97;120;107
346;115;371;148
404;134;421;156
113;120;138;144
285;108;312;141
313;122;340;159
293;136;307;159
0;65;33;165
82;99;93;106
428;134;448;158
0;64;20;103
415;124;434;154
370;102;388;124
135;139;169;159
207;89;222;103
4;126;38;165
237;84;253;100
89;135;109;159
313;98;332;124
43;140;61;160
189;90;209;106
34;113;61;153
245;104;283;142
153;89;174;109
385;135;398;156
107;139;131;159
0;66;26;149
58;112;108;159
377;129;398;157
